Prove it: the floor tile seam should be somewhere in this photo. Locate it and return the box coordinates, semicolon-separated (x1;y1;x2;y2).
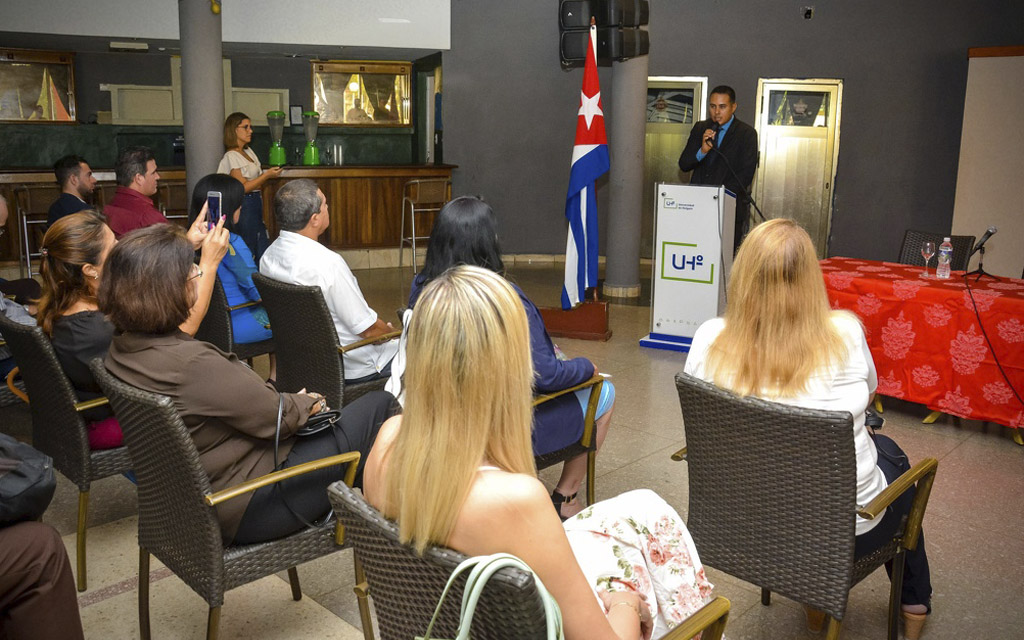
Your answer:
594;440;687;480
77;565;174;609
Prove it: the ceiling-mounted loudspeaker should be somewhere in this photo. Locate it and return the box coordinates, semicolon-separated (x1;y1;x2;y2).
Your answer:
560;0;649;29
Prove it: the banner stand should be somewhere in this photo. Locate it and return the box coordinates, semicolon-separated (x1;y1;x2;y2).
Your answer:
640;183;735;352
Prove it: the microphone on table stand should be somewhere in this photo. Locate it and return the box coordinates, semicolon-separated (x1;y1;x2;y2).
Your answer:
965;225;1000;282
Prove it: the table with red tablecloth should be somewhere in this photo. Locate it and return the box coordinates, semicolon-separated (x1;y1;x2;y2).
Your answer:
821;257;1024;429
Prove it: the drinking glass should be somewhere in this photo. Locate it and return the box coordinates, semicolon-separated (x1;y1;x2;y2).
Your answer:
920;241;936;277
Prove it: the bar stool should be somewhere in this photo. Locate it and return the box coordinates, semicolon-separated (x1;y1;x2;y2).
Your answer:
14;184;60;277
399;178;450;273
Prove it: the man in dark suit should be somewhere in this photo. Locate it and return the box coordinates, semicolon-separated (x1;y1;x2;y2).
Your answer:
678;85;759;252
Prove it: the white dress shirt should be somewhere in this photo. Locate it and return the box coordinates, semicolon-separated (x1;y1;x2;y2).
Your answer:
260;230;398;380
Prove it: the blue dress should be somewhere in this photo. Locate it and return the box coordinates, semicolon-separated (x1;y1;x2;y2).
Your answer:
410;274;593;455
218;233;273;344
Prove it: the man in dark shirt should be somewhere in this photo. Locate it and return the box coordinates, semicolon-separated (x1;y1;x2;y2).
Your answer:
46;155;96;227
103;146;168;238
678;85;759;252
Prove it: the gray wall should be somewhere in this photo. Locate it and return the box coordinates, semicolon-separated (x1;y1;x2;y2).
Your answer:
443;0;1024;259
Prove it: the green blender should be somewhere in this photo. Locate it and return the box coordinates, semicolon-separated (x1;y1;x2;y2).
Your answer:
302;110;320;165
266;110;287;166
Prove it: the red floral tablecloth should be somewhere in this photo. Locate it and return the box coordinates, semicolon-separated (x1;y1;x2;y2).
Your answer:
821;257;1024;428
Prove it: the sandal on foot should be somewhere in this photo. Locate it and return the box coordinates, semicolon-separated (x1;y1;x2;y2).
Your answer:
550;489;579;522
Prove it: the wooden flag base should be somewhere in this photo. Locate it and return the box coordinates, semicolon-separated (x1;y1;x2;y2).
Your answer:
537;289;612;342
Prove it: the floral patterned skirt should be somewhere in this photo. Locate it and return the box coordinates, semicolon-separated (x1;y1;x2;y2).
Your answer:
563;489;716;639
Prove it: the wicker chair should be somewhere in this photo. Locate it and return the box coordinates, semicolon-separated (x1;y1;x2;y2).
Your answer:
672;373;937;640
90;359;373;640
532;375;605;506
252;273;400;409
898;229;975;271
328;481;731;640
193;276;274;364
0;315;133;592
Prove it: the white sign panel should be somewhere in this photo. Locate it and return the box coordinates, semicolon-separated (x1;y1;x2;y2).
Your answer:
640;183;735;352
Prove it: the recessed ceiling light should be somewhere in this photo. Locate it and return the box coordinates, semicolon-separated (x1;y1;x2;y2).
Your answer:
378;17;411;23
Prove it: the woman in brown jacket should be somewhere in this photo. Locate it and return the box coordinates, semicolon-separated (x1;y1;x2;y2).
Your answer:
98;224;393;544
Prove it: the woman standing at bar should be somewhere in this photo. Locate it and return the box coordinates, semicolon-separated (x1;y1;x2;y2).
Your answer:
218;112;283;264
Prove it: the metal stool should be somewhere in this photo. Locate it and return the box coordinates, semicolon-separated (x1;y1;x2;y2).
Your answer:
399;178;450;273
14;184;61;277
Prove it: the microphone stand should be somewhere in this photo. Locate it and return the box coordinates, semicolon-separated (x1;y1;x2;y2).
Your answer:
705;143;766;222
964;244;1000;282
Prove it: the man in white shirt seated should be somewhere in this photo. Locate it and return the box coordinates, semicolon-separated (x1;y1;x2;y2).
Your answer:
260;179;399;383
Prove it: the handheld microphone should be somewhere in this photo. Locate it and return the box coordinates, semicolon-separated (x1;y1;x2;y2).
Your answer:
972;226;998;255
707;121;721;147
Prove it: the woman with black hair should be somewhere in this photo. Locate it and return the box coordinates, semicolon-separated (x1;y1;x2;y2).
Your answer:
188;173;272;346
406;196;616;520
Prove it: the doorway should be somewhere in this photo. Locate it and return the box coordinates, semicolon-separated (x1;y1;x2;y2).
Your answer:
752;79;842;256
641;76;707;257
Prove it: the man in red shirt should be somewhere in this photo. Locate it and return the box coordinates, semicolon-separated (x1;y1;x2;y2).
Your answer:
103;146;168;238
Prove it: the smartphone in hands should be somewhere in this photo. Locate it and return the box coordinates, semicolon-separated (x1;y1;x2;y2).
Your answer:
206;191;222;229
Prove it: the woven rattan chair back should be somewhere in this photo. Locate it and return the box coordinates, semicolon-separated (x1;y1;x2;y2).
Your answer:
194;276;274;362
194;277;233;352
675;373;857;621
328;482;550;640
91;360;225;603
252;272;346;408
0;315;99;488
899;230;975;271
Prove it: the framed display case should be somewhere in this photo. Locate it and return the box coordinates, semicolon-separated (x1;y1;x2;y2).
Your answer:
0;49;76;123
311;60;411;127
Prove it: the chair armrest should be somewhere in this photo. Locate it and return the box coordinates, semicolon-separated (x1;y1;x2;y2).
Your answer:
74;397;110;412
6;367;28;404
658;596;730;640
338;330;402;354
227;300;261;311
858;457;937;552
857;457;937;520
532;374;604;407
205;451;360;507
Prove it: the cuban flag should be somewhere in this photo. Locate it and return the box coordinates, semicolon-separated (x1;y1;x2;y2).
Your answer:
561;23;609;310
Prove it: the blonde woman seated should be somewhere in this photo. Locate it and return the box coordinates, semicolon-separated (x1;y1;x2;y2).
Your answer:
364;266;715;640
683;219;931;639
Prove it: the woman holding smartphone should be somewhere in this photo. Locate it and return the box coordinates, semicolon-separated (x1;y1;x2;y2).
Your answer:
189;174;273;346
218;112;283;264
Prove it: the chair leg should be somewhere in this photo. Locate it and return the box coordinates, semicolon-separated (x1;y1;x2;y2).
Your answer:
825;616;842;640
139;547;152;640
287;566;302;601
586;450;596;506
409;214;417;273
206;606;221;640
761;587;771;605
76;490;89;592
399;202;407;270
888;550;907;640
353;554;375;640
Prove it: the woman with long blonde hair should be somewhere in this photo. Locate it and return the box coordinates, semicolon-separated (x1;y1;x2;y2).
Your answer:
364;266;715;640
684;219;932;638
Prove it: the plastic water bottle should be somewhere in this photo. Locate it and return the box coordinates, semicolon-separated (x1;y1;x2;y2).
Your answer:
936;237;953;279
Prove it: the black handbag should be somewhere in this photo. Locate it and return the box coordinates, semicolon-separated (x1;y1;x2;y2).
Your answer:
272;395;342;528
0;433;57;525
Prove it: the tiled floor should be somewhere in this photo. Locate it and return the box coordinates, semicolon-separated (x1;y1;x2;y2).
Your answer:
3;263;1022;639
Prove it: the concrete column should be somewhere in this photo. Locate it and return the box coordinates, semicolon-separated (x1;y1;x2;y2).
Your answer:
602;51;649;299
178;0;225;198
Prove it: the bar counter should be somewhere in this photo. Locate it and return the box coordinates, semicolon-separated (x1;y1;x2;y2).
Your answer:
0;164;455;263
